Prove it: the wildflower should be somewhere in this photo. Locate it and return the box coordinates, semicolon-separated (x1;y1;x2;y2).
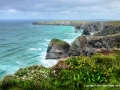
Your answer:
96;48;101;52
31;70;34;73
108;68;111;71
52;70;56;75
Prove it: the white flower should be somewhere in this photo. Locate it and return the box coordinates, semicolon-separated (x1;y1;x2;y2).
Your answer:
31;70;34;73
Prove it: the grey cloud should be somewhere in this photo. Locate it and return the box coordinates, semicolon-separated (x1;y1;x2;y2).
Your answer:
0;0;120;19
0;0;118;12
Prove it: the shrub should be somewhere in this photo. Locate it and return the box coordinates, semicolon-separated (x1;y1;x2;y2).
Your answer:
0;50;120;89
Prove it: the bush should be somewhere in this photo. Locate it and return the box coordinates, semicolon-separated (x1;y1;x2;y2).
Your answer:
0;50;120;89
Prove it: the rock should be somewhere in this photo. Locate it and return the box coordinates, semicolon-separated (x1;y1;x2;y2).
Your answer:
46;38;70;59
79;22;101;36
46;34;120;58
94;25;120;36
32;21;72;26
69;34;120;56
69;36;95;56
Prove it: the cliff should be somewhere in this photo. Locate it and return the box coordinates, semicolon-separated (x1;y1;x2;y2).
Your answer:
46;34;120;59
33;20;120;36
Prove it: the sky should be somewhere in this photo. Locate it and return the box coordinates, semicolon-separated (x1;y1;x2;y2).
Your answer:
0;0;120;20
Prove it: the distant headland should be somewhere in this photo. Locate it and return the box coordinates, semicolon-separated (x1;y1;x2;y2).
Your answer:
32;20;120;59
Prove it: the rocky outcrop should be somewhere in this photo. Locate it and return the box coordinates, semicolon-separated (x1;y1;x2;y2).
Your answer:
33;20;120;36
46;34;120;58
69;34;120;56
82;23;101;35
69;36;96;56
94;25;120;36
32;21;72;26
75;21;120;36
46;38;70;59
74;22;102;36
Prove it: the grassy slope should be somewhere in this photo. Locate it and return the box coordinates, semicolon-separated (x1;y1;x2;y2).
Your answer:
0;49;120;90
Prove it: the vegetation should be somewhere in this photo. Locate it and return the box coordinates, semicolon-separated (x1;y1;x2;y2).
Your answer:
51;38;70;49
0;49;120;90
105;21;120;27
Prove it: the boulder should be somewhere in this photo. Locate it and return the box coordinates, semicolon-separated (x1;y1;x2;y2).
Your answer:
46;38;70;59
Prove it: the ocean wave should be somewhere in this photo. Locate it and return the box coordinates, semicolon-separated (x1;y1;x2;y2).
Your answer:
38;52;58;68
13;61;26;66
0;65;20;79
63;39;74;44
0;48;25;58
44;39;50;42
0;42;18;46
24;55;40;60
0;70;6;75
28;48;42;51
68;33;75;35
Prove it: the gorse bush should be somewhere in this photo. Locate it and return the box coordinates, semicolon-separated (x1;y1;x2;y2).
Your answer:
0;50;120;90
65;56;110;84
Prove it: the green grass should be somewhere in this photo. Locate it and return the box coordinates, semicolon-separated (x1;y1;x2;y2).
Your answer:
51;38;70;49
0;50;120;90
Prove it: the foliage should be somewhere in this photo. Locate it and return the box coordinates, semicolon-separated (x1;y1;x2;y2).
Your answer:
0;50;120;90
51;38;70;49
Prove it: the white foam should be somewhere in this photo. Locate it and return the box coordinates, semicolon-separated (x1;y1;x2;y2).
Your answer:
37;51;58;68
14;61;26;66
63;39;74;44
90;32;94;36
28;48;42;51
44;39;50;42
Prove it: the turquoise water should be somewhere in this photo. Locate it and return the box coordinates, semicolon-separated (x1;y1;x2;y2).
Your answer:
0;20;82;79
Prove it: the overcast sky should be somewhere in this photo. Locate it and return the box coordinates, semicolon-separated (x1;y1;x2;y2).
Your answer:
0;0;120;20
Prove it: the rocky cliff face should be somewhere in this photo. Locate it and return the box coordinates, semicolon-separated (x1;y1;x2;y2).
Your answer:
46;34;120;59
82;22;101;35
75;21;120;36
69;34;120;56
46;38;70;59
94;25;120;36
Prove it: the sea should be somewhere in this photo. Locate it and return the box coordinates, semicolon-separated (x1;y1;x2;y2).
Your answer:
0;19;82;79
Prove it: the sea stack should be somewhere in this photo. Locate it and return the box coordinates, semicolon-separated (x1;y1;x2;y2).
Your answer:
46;38;70;59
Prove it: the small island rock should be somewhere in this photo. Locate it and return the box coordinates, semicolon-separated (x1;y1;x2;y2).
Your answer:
46;38;70;59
